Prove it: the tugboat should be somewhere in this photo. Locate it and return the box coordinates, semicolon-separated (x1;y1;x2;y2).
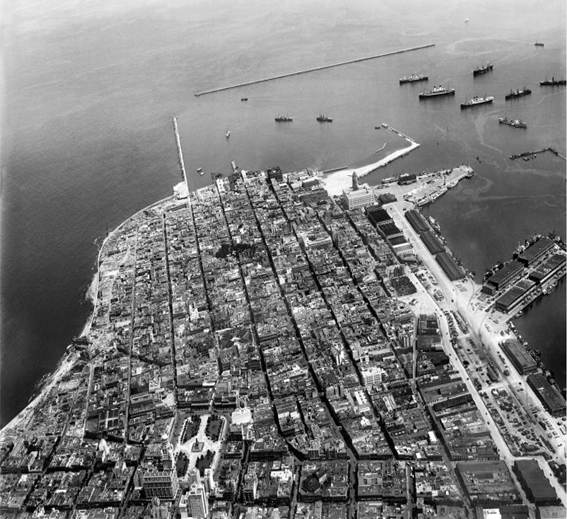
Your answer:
316;114;333;122
275;116;293;122
399;74;428;84
505;87;531;100
473;63;493;76
460;95;494;109
540;77;566;86
418;86;456;98
499;117;527;129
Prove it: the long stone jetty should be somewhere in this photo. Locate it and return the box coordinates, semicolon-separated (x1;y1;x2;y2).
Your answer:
194;43;435;97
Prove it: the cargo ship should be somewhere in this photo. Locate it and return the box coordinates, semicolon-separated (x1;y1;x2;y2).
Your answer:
418;86;456;98
505;87;531;100
399;74;428;84
316;114;333;122
540;77;566;86
499;117;527;129
275;116;293;122
473;63;493;76
460;95;494;109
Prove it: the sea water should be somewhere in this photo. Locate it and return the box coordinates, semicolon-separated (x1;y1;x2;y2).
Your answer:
1;0;565;426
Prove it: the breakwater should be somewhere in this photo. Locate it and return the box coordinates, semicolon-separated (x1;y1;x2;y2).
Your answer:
194;43;435;97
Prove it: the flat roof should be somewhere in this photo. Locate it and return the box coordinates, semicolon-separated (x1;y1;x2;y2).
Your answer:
518;237;554;263
436;252;465;281
514;459;558;501
366;206;392;225
380;222;403;236
527;373;567;414
495;279;535;308
487;261;524;287
501;339;537;371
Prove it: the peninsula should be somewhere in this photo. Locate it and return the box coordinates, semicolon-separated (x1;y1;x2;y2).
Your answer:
1;150;565;519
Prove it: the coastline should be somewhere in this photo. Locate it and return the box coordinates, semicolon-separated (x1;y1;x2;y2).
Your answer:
0;193;177;437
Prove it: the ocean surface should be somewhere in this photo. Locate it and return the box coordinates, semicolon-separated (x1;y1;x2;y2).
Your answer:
1;0;565;427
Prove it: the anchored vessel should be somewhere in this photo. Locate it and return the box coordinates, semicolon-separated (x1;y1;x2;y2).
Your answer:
499;117;527;129
275;116;293;122
505;87;532;100
316;114;333;122
535;42;544;47
399;74;428;84
473;63;493;76
540;77;566;86
460;95;494;109
419;86;456;98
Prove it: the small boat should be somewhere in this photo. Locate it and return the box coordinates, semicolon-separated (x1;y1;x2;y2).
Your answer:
418;85;456;98
275;116;293;122
473;63;493;76
460;95;494;109
316;114;333;122
465;17;469;23
505;87;531;100
534;42;544;47
225;130;231;139
540;77;566;86
499;117;527;129
197;167;204;176
399;74;428;84
241;97;248;101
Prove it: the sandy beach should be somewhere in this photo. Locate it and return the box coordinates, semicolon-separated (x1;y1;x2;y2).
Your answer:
323;140;420;196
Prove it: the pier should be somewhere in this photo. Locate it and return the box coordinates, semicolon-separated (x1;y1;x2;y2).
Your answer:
509;147;564;161
194;43;435;97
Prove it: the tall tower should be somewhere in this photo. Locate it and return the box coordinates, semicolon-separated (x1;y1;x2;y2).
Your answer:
352;171;359;191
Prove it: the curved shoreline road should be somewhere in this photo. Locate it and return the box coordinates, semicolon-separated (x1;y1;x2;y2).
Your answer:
194;43;435;97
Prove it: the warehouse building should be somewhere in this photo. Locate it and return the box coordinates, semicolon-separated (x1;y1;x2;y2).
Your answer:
513;460;560;506
500;339;537;375
527;373;566;416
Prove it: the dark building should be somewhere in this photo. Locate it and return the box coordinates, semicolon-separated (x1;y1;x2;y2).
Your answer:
501;339;537;375
529;254;566;285
366;206;393;227
527;374;567;416
517;237;555;267
483;261;524;292
494;279;536;313
405;209;431;233
435;252;466;281
398;173;417;185
420;231;445;255
513;460;560;505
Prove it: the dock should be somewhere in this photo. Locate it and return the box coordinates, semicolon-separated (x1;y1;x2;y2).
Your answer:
194;44;435;97
509;147;564;161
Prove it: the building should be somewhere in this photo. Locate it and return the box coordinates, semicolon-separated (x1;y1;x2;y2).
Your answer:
513;460;560;506
343;187;375;210
482;261;524;294
435;252;466;281
494;279;537;314
517;237;555;267
366;206;393;227
405;209;431;233
527;374;566;416
142;468;179;500
500;339;537;375
184;482;209;519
